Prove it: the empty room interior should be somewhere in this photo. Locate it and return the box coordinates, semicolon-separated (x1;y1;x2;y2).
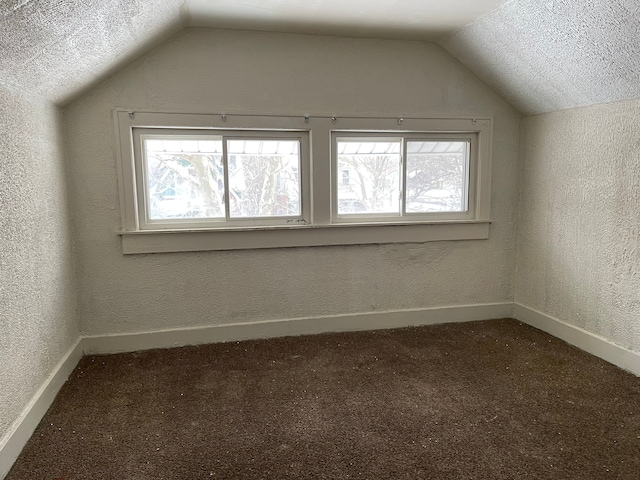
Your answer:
1;0;639;478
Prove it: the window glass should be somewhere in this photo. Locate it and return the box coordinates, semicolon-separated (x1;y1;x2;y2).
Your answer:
144;137;224;220
336;139;401;215
120;113;489;243
406;141;469;213
227;140;301;218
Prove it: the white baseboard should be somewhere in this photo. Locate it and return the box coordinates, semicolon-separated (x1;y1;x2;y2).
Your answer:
0;338;84;479
514;303;640;377
0;303;510;478
83;303;514;354
10;302;639;478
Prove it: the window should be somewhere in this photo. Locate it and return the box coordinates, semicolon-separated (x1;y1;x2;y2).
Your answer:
133;129;309;230
115;112;492;253
332;134;474;222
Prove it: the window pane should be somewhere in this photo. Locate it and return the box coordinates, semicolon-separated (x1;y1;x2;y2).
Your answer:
406;141;468;213
337;139;401;215
144;137;225;220
227;140;301;218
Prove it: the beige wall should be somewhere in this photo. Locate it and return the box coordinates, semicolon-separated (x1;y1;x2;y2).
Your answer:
0;86;78;444
64;27;520;336
517;100;640;352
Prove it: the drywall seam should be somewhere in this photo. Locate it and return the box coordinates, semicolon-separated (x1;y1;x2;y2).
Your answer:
0;338;84;480
58;103;83;339
82;303;514;354
514;304;640;377
512;116;525;300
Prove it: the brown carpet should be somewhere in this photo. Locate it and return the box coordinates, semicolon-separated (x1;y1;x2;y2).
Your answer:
6;319;640;479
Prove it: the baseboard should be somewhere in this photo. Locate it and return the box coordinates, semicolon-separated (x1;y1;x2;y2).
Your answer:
0;338;84;479
83;303;514;355
0;303;509;477
514;303;640;377
3;302;638;478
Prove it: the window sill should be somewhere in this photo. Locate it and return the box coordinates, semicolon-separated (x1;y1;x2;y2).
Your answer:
119;221;490;254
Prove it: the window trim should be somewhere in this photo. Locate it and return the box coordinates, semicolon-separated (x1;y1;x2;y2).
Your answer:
331;132;477;224
114;110;493;253
132;128;310;230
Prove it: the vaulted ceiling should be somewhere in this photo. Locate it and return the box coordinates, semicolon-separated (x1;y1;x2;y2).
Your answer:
0;0;186;104
187;0;507;39
1;0;638;114
442;0;640;114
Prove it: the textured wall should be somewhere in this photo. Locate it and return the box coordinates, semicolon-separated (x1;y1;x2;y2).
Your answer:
0;86;78;443
442;0;640;114
517;100;640;351
64;28;520;336
0;0;186;104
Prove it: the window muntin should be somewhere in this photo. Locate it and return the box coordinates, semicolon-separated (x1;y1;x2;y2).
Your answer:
133;129;308;230
331;132;475;223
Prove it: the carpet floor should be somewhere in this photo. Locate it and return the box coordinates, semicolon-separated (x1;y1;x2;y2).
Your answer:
6;319;640;479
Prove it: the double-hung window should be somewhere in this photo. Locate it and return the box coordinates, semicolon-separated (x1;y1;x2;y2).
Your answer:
115;112;492;253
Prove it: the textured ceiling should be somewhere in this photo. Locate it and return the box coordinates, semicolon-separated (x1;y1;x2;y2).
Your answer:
2;0;638;113
441;0;640;115
0;0;187;104
0;0;508;105
188;0;507;40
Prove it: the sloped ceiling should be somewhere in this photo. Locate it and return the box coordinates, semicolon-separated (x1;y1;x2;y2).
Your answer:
188;0;507;40
0;0;508;105
442;0;640;115
1;0;638;114
0;0;187;104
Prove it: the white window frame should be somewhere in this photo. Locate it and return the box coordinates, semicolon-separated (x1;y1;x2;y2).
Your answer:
331;132;476;224
114;111;493;253
132;128;310;230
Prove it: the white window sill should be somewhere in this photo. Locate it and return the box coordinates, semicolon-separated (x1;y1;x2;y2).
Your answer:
119;221;491;254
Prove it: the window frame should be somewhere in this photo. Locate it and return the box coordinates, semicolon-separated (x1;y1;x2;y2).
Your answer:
132;128;310;230
331;132;476;224
114;111;493;253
